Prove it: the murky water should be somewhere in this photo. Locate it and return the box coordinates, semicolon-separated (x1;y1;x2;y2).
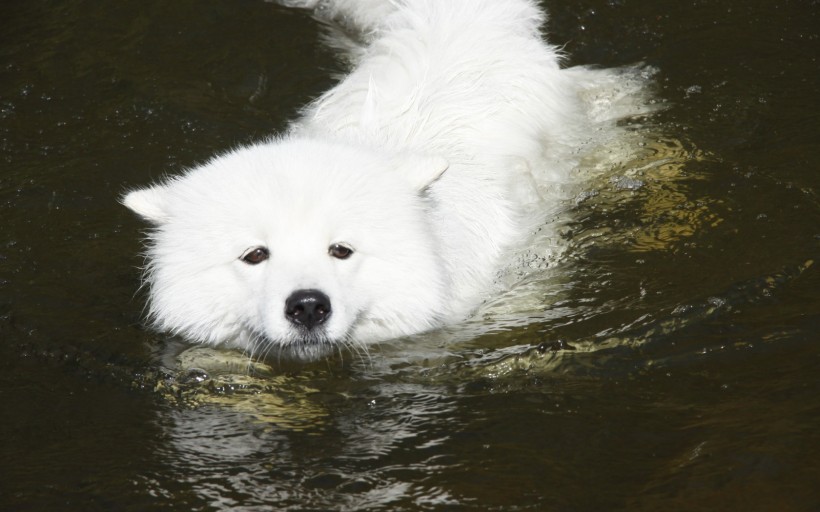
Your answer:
2;0;819;510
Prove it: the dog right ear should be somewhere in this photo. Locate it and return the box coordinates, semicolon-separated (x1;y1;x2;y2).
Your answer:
121;184;171;225
397;154;449;192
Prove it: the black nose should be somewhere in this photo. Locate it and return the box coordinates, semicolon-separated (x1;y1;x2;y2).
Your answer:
284;289;332;329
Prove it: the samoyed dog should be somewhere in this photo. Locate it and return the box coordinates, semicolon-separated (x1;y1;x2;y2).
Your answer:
124;0;650;360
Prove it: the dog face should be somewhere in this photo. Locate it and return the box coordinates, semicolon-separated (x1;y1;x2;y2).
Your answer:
124;137;449;360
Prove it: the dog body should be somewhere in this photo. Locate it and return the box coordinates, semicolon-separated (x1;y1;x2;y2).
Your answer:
124;0;618;359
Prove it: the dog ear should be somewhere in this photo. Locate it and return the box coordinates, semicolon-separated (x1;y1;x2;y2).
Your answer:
121;184;172;225
398;154;449;192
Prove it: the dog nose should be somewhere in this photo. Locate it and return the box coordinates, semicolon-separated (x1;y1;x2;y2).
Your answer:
284;289;332;329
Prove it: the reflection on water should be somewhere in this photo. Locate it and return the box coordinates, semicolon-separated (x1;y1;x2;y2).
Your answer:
572;136;721;253
159;384;463;510
2;0;819;510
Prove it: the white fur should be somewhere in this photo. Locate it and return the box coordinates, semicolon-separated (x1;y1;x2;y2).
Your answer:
124;0;639;360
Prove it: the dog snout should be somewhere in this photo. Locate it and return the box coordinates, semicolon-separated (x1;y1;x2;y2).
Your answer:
285;289;332;329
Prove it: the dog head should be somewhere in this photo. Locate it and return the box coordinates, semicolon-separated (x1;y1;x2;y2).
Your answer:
123;137;449;360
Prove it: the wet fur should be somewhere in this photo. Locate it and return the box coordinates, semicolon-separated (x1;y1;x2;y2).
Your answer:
124;0;636;360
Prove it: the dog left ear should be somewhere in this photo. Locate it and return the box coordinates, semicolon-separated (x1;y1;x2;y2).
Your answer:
397;154;449;192
121;184;172;225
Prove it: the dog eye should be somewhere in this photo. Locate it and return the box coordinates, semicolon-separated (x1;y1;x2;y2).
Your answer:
329;243;353;260
241;247;269;265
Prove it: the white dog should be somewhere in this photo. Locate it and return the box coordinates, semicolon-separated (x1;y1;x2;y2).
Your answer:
124;0;643;360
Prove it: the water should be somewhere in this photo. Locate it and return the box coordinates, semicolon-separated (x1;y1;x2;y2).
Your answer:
2;0;819;510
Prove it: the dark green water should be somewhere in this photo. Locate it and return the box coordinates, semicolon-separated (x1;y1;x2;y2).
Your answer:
2;0;818;510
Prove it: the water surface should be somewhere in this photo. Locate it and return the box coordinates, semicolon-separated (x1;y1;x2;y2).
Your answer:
2;0;818;510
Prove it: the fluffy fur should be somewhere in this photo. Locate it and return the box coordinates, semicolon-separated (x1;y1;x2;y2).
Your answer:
124;0;630;360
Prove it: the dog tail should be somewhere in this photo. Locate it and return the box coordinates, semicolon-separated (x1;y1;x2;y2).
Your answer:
277;0;544;36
